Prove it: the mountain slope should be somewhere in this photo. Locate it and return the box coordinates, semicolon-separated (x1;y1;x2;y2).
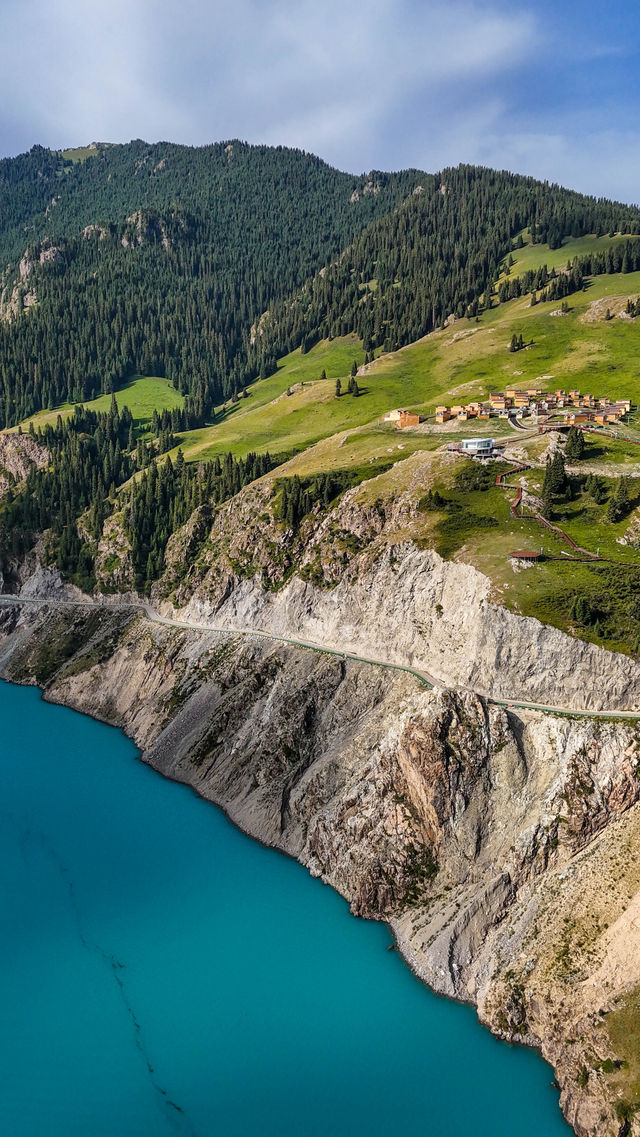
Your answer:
2;141;639;428
0;140;420;422
251;164;640;360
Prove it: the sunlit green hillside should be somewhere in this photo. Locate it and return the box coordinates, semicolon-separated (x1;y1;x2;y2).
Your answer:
12;376;184;434
165;270;640;464
499;229;635;280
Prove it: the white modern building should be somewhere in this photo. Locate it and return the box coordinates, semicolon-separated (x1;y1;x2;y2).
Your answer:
461;438;495;456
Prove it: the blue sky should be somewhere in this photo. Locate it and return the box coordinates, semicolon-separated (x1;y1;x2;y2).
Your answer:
1;0;639;202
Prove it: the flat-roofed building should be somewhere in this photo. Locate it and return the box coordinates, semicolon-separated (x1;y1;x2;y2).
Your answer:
461;437;495;455
398;411;421;428
565;411;594;425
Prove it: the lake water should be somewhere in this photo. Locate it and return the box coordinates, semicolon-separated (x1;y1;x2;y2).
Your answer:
0;680;571;1137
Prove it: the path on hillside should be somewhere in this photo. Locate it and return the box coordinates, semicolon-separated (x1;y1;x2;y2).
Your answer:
2;594;639;722
494;454;640;564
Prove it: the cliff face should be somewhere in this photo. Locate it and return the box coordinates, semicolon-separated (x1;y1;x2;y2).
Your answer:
0;432;48;496
156;464;640;713
1;596;640;1137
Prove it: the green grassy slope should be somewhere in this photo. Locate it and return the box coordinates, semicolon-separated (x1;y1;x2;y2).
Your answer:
12;376;184;433
162;264;640;656
376;269;640;411
11;267;640;464
499;230;635;280
169;336;392;462
59;146;100;164
167;270;640;464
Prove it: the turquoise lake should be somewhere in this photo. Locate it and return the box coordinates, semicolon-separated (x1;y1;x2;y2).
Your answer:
0;680;572;1136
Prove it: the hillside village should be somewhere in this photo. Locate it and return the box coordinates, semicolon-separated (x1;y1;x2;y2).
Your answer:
433;386;632;426
382;387;632;430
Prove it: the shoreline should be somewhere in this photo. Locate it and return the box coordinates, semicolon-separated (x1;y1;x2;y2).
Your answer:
1;596;629;1137
0;667;562;1077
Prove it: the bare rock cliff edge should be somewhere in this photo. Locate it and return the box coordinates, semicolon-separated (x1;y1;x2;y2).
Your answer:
1;579;640;1137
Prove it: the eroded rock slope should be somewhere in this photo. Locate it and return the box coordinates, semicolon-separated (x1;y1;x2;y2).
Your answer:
1;597;640;1137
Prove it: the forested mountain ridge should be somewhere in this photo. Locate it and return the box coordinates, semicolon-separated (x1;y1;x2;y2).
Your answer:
253;165;640;359
0;140;419;263
0;140;421;424
1;139;640;429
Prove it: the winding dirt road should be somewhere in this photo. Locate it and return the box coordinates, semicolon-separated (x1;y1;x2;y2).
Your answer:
2;593;639;722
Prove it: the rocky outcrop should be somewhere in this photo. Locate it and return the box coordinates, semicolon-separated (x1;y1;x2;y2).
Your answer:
121;209;190;250
153;472;640;712
0;242;62;322
179;544;640;711
0;433;48;496
94;512;135;593
1;598;640;1135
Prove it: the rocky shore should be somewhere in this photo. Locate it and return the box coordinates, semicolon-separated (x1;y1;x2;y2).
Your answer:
2;559;640;1137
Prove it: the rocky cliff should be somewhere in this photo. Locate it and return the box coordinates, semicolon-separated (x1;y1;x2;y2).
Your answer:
0;432;48;497
1;591;640;1137
151;457;640;713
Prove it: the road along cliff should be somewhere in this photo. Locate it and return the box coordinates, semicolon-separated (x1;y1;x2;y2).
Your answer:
141;460;640;714
1;589;640;1137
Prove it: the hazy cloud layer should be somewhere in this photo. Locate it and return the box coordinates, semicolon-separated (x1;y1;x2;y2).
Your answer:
1;0;639;201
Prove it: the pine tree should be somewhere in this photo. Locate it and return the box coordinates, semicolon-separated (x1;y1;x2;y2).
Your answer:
615;476;630;516
564;426;585;460
540;482;553;520
550;451;567;493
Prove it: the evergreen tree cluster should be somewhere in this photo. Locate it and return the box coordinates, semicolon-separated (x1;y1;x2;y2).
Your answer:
279;468;378;530
570;592;597;628
0;141;419;426
564;427;585;460
251;167;640;363
498;239;640;308
584;472;608;504
540;452;568;518
124;449;275;591
0;397;135;588
2;145;639;427
606;476;631;523
499;261;585;303
0;391;277;592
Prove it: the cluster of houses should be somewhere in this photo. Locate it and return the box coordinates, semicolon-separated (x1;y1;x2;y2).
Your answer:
434;386;632;426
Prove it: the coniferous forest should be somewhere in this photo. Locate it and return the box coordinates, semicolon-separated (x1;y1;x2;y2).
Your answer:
2;138;640;594
1;142;639;426
0;398;277;593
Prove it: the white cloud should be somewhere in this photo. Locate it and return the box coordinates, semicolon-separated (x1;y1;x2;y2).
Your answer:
0;0;535;167
2;0;637;204
465;128;640;204
0;0;188;147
